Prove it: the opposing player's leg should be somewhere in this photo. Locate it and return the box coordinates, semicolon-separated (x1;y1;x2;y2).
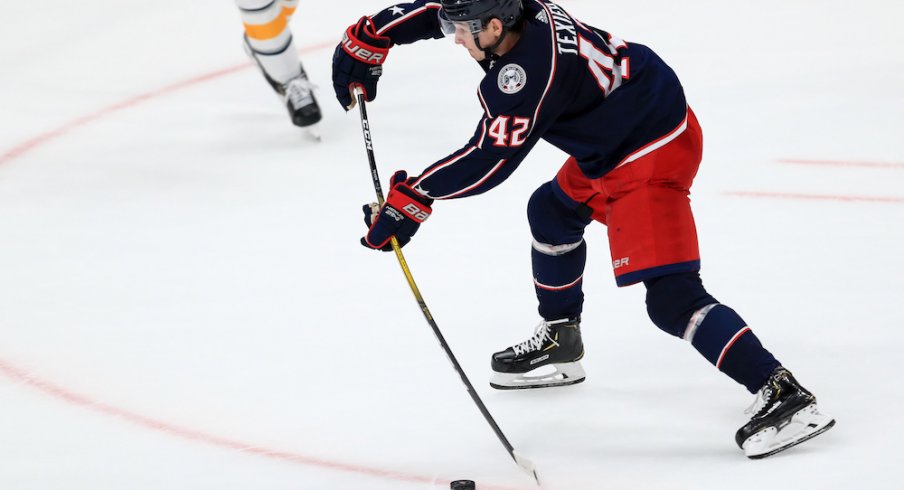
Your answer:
490;182;591;390
235;0;322;128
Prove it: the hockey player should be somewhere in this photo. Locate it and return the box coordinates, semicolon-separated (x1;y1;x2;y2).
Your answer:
235;0;322;131
332;0;835;459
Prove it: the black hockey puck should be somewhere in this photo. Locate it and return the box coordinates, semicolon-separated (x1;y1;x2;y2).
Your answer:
450;480;476;490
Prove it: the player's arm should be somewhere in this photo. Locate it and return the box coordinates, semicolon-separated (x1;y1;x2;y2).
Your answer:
332;2;446;109
410;112;541;199
411;67;565;199
360;85;562;251
370;2;446;45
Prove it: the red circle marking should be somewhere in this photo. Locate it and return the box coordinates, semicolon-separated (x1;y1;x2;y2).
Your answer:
0;359;525;490
0;41;335;167
0;40;530;490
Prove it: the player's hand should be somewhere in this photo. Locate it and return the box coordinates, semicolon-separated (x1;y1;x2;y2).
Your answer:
362;171;434;251
332;16;391;110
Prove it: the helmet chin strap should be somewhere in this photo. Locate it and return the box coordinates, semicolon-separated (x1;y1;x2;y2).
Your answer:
474;26;509;60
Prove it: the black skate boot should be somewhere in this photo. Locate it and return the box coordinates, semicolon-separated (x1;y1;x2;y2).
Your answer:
243;36;322;130
282;66;322;128
735;367;835;459
490;317;585;390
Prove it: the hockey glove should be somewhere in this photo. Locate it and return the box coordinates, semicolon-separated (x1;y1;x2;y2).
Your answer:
362;171;433;251
332;16;391;110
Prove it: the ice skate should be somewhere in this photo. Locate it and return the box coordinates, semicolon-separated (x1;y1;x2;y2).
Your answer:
490;317;586;390
282;69;322;131
736;367;835;459
243;36;322;134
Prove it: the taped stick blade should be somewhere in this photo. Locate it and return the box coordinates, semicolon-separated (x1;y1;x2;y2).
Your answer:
512;450;540;486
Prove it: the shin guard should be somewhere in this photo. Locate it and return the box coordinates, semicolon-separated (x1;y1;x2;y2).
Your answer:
532;240;586;320
686;304;781;393
645;273;781;393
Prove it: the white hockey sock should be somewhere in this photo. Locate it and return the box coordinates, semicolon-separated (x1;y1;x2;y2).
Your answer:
235;0;301;83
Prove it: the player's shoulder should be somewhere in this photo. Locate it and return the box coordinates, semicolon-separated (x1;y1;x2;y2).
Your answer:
477;5;558;116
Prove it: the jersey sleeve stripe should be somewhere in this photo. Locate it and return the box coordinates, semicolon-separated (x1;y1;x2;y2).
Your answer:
376;3;442;36
411;146;478;191
616;108;689;168
433;158;508;199
476;117;489;148
477;87;493;118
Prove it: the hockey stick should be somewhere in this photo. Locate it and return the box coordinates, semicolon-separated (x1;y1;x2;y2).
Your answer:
352;87;540;486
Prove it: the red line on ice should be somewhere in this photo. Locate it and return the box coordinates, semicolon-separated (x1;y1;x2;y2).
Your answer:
0;41;530;490
0;41;335;167
0;359;525;490
724;191;904;204
777;158;904;169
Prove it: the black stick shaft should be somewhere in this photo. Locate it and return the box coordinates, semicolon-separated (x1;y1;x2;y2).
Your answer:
353;91;520;460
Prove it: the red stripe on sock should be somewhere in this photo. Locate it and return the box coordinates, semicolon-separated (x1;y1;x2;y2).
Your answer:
716;327;751;369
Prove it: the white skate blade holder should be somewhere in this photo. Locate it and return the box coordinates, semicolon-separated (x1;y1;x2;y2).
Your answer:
742;403;835;458
304;124;321;141
490;362;586;390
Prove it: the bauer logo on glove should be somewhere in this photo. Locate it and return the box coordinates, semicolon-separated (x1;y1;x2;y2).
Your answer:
333;16;392;109
342;31;388;64
362;171;434;251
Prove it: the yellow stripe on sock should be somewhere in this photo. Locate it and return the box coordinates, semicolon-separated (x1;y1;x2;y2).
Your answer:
243;6;296;41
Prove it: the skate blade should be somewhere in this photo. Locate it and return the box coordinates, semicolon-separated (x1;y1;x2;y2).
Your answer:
304;124;322;141
490;362;586;390
743;403;836;459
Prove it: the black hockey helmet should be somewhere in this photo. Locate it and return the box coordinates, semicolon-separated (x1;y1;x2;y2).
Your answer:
440;0;524;34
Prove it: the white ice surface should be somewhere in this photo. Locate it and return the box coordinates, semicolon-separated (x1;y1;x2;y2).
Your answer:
1;1;902;489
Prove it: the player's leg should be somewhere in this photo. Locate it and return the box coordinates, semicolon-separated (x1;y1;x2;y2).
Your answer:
643;271;781;393
608;107;834;457
645;273;834;457
606;109;771;387
489;180;592;390
529;181;593;322
235;0;321;128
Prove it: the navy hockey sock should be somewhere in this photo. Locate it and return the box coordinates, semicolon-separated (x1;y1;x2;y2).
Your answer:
532;240;586;320
687;305;780;393
526;181;592;320
645;273;780;393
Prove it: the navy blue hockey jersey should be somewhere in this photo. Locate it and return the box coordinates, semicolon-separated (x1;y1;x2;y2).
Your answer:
369;0;688;199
